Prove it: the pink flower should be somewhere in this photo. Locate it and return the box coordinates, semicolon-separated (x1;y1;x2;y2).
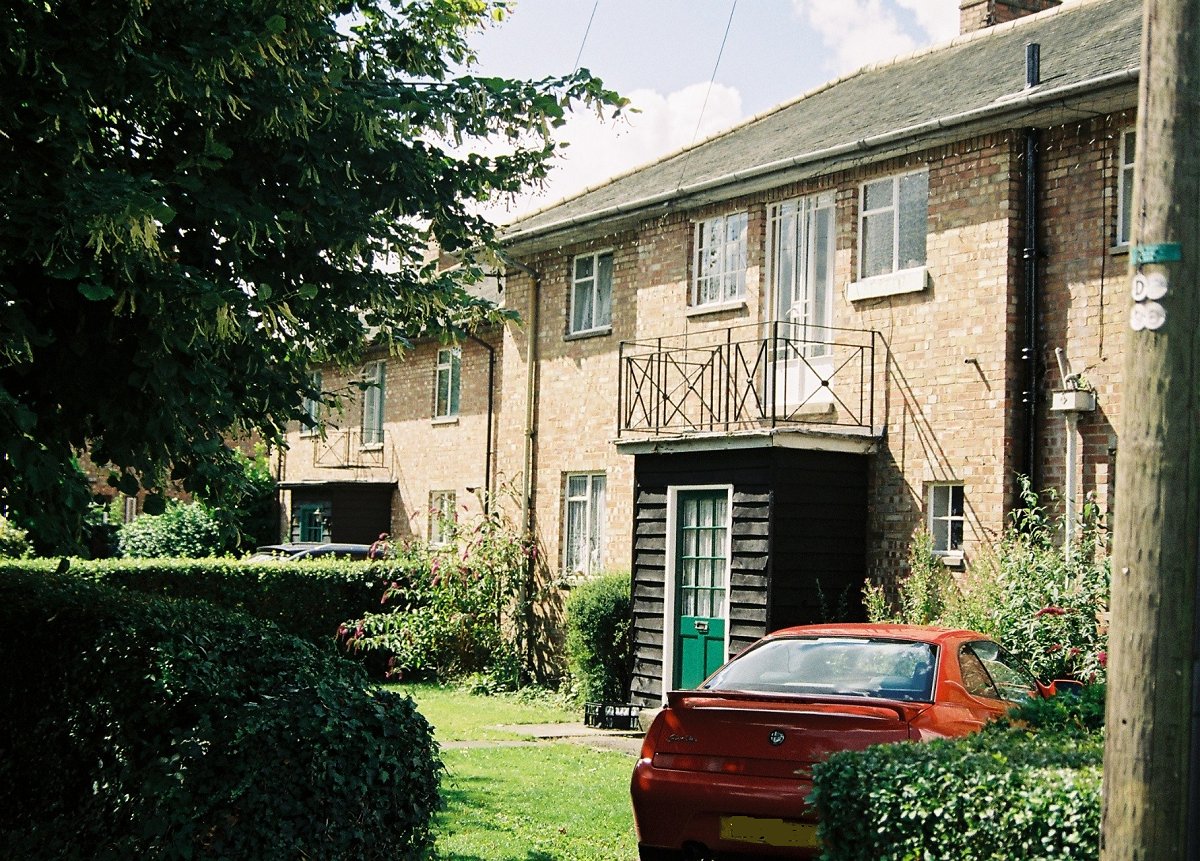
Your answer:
1068;647;1081;658
1048;643;1062;653
1098;651;1108;668
1035;606;1068;618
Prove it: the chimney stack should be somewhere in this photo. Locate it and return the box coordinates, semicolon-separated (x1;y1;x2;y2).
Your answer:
959;0;1062;34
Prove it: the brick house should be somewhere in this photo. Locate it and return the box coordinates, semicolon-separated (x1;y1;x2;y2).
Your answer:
278;0;1141;705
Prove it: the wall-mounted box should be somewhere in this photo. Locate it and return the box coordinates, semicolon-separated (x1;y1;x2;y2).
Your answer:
1050;389;1097;413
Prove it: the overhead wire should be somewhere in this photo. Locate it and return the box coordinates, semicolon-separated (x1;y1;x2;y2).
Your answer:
675;0;739;192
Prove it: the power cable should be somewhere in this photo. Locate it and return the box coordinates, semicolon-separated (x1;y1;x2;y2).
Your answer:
675;0;738;191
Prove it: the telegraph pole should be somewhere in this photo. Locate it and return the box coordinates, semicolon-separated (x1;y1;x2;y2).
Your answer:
1101;0;1200;858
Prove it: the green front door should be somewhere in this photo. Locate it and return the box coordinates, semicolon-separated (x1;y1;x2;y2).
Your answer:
674;490;729;689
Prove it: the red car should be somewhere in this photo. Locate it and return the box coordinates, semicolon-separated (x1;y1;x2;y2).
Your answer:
631;623;1052;860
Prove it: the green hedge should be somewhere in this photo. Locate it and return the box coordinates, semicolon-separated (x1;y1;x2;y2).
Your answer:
0;568;441;859
564;572;633;703
813;728;1102;860
0;557;403;642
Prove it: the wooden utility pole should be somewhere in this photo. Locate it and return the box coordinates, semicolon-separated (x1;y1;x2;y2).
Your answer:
1102;0;1200;858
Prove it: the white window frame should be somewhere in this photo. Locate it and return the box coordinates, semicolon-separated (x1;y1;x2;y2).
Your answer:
692;212;748;307
429;490;456;547
569;250;614;335
300;370;322;437
661;484;734;705
928;483;965;560
1116;129;1136;247
434;347;461;419
857;169;929;280
563;473;606;576
361;360;385;448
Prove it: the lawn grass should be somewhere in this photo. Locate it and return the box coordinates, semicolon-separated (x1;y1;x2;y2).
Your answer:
436;745;638;861
388;682;579;742
389;682;639;860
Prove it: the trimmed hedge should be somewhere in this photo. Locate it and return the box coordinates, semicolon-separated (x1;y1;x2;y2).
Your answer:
564;572;633;704
0;568;441;859
0;556;402;642
813;727;1102;860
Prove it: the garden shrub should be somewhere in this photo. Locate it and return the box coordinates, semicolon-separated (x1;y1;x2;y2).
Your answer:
118;500;226;558
866;480;1109;682
0;557;397;643
0;567;441;860
564;571;633;703
814;729;1103;860
345;505;532;683
0;515;32;558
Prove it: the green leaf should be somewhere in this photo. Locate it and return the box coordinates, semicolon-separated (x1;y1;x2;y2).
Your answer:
78;281;115;301
266;14;287;34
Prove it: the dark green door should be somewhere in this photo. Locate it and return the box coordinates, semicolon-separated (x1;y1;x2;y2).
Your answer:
674;490;729;689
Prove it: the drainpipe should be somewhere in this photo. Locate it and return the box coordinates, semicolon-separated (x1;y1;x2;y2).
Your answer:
498;251;542;676
1019;42;1042;496
467;333;496;516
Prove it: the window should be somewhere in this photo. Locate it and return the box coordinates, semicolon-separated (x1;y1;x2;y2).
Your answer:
301;370;322;436
564;473;606;574
1117;129;1136;246
961;641;1037;703
693;212;748;306
769;193;835;354
571;251;613;334
361;361;385;447
859;170;928;279
928;483;965;557
435;347;461;419
429;490;456;546
676;489;730;619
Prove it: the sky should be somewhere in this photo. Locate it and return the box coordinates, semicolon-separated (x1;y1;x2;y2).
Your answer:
464;0;965;222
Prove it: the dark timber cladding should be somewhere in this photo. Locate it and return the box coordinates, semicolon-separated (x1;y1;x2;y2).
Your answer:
286;482;394;545
629;448;868;707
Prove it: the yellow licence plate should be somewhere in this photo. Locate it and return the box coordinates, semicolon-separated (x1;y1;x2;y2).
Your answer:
719;815;819;849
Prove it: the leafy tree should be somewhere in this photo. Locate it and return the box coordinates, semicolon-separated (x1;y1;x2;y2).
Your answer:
1;0;625;552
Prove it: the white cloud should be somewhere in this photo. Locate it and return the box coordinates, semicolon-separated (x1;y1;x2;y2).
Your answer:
896;0;960;43
485;82;744;223
794;0;959;77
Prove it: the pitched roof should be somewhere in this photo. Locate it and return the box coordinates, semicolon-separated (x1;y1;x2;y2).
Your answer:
502;0;1141;248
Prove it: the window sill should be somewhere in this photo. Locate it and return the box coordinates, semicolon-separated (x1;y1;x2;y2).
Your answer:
431;416;459;426
360;442;384;452
935;551;965;569
565;325;612;341
687;299;747;318
1110;243;1130;256
848;267;928;302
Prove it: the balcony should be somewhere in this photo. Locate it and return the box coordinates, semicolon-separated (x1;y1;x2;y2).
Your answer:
618;323;883;438
312;427;387;469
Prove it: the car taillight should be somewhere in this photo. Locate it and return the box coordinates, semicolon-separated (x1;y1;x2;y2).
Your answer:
653;753;746;774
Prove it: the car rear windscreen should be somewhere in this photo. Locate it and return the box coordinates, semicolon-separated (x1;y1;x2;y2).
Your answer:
703;637;937;702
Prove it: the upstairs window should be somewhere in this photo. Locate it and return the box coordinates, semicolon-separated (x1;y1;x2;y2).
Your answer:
435;347;461;419
361;361;385;447
693;212;748;307
1117;129;1136;246
859;170;928;279
300;370;322;436
571;251;613;334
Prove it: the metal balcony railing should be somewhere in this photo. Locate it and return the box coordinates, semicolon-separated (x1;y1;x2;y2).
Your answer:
312;427;386;468
618;322;883;437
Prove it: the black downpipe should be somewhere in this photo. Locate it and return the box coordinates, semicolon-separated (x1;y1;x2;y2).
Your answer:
1019;42;1042;496
1021;125;1040;491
